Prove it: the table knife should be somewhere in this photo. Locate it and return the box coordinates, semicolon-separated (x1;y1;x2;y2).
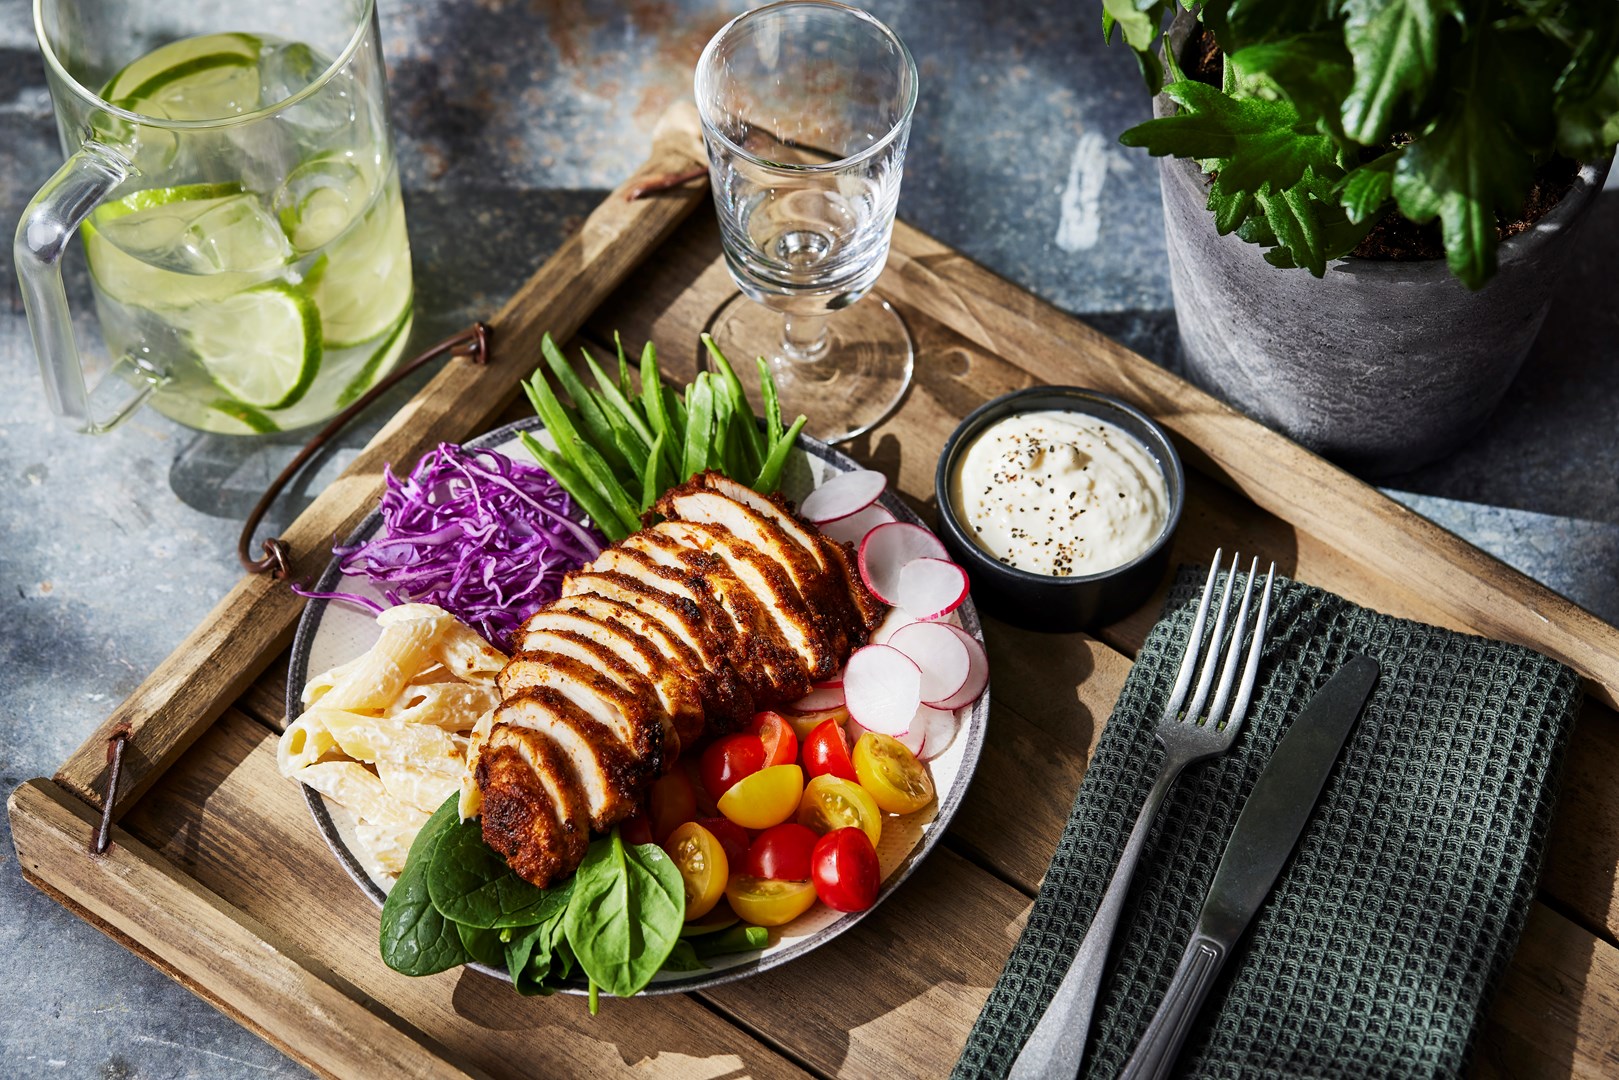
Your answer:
1118;653;1380;1080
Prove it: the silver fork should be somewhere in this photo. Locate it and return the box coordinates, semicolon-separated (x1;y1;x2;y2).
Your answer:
1009;551;1276;1080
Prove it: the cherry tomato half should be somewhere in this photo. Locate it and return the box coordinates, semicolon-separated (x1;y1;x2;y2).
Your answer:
749;711;799;768
796;774;882;848
717;764;805;830
649;769;697;842
665;822;729;920
701;733;766;800
782;705;850;743
811;827;881;912
745;822;820;881
724;874;818;927
697;815;751;868
802;718;858;783
852;732;936;815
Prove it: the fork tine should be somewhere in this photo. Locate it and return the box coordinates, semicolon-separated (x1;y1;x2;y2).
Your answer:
1204;557;1259;731
1163;550;1222;719
1182;552;1240;724
1222;562;1275;739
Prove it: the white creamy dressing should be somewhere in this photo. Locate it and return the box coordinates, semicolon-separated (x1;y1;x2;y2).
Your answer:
951;409;1169;576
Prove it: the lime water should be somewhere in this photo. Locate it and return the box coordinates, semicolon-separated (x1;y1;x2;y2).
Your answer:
83;32;413;435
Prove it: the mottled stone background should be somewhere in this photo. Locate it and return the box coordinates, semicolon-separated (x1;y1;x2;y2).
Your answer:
1;1;1614;1076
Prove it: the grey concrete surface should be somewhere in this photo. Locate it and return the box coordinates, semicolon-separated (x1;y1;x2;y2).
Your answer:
0;1;1613;1076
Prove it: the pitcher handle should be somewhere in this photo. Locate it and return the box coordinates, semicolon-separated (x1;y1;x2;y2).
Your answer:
14;141;153;434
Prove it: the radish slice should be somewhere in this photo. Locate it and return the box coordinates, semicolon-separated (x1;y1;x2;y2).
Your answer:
858;522;950;605
820;504;896;547
811;677;844;691
869;611;915;647
896;558;970;621
928;625;989;710
887;621;971;705
792;685;845;711
915;706;958;761
800;469;886;523
895;718;926;755
841;644;922;735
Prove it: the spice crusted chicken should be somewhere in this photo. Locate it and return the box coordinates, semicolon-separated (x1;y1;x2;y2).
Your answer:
473;471;884;888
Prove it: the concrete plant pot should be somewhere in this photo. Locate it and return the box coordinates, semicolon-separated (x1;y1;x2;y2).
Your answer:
1155;30;1612;476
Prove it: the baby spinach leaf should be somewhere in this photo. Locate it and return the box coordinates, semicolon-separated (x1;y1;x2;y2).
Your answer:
503;877;574;995
660;939;708;973
456;922;506;969
379;795;472;976
427;815;572;929
563;831;685;999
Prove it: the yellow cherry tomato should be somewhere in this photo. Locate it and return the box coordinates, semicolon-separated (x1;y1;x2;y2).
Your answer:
717;764;804;830
852;732;936;815
782;705;849;743
724;874;818;927
664;821;729;920
796;773;882;848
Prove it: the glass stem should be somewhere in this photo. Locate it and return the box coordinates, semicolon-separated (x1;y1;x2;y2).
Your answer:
781;311;831;363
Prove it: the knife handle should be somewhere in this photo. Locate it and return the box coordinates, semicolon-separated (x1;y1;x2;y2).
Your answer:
1118;933;1228;1080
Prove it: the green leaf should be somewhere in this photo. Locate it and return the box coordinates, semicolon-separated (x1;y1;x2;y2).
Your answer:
1256;179;1328;276
1223;0;1335;49
1121;79;1341;199
1340;0;1460;143
1102;0;1158;51
426;815;572;929
379;796;471;977
456;922;506;968
659;939;708;973
1229;32;1354;132
504;879;573;996
1338;150;1401;223
1391;16;1537;290
563;830;686;1000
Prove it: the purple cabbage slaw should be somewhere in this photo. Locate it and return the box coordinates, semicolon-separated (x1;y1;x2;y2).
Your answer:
296;443;604;649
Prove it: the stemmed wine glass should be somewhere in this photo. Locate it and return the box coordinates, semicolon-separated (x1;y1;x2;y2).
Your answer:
694;1;918;444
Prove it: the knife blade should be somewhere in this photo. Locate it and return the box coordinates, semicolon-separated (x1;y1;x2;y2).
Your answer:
1119;653;1380;1080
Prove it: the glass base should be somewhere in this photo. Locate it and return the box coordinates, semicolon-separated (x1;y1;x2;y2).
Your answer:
703;292;915;444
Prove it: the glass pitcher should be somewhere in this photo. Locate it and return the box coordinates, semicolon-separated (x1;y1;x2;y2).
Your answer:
16;0;413;435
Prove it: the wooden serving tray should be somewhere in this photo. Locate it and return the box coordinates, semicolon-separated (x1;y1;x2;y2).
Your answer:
11;104;1619;1078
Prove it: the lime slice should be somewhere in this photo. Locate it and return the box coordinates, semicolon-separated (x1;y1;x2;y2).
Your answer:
84;187;292;308
337;296;413;407
208;398;281;434
183;282;322;409
310;174;413;347
101;33;264;121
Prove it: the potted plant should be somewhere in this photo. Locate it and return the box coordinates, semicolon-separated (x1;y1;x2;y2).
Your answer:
1103;0;1618;474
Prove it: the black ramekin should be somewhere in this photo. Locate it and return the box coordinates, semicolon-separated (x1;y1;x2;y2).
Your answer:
934;386;1184;633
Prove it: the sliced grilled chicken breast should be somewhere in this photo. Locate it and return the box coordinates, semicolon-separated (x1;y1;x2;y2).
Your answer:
495;688;641;828
498;652;666;776
516;619;702;750
477;724;590;887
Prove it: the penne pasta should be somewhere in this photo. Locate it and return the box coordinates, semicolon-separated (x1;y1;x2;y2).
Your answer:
385;680;500;733
377;758;462;816
314;708;467;768
316;616;444;712
278;713;339;776
296;760;402;827
434;620;507;685
356;819;423;875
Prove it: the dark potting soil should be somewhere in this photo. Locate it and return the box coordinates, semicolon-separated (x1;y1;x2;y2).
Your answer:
1178;23;1578;261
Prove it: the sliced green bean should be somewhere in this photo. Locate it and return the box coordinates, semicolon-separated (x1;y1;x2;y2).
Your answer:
755;414;807;493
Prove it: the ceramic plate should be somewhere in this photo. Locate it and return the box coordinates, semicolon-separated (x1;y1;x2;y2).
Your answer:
286;416;990;995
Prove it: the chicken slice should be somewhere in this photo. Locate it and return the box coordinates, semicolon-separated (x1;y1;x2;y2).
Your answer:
509;629;681;760
624;531;815;697
515;619;702;752
498;652;666;776
495;688;640;828
477;724;590;887
644;522;836;681
548;592;753;730
561;569;712;664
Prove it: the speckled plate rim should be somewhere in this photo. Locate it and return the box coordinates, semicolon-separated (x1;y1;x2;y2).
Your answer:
286;415;990;996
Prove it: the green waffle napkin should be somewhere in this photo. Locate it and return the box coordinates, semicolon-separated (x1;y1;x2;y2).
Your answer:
954;565;1582;1079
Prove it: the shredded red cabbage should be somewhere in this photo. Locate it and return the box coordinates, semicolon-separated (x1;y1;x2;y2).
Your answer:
296;443;604;648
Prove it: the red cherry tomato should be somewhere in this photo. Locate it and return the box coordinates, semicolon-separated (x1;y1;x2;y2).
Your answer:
649;769;698;842
683;756;720;818
697;816;751;868
620;809;653;847
748;711;799;768
745;822;819;881
802;718;858;783
701;733;766;800
811;827;880;912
